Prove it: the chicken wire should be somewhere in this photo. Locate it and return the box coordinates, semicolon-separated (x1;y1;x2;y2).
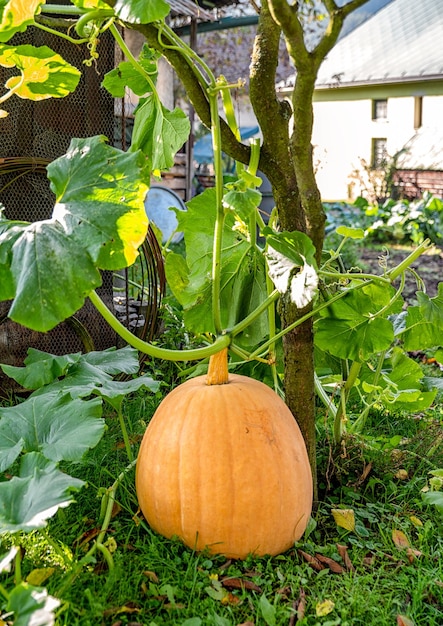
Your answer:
0;21;165;390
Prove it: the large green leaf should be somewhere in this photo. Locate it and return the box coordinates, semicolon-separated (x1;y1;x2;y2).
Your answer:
1;219;102;330
165;188;268;347
0;393;104;471
7;583;60;626
113;0;170;24
0;453;84;533
131;96;190;171
0;44;81;99
359;348;437;412
102;47;159;97
1;346;159;402
0;349;82;390
315;283;402;362
0;136;150;331
48;136;149;268
0;0;43;42
401;283;443;350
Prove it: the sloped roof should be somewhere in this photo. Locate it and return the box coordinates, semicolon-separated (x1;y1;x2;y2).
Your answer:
315;0;443;88
278;0;443;91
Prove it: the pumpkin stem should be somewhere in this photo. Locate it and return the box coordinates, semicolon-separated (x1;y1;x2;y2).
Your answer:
206;347;229;385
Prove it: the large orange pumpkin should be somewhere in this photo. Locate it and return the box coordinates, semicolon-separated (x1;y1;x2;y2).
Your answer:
135;348;313;559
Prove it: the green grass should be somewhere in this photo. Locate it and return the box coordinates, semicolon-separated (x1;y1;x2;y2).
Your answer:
2;373;442;626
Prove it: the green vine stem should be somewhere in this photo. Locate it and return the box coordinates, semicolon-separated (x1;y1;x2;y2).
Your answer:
333;360;362;444
89;290;230;361
110;23;158;107
387;238;431;280
349;349;387;434
0;581;9;601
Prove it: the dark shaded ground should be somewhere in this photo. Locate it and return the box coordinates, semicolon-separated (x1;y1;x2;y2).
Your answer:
358;243;442;304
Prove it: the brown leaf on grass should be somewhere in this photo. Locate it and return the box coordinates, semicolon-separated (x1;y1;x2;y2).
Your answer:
221;577;262;592
74;526;101;548
336;544;355;572
397;615;415;626
288;588;307;626
353;461;373;487
221;591;241;606
315;554;345;574
103;602;140;617
143;570;159;583
392;529;410;549
298;550;325;571
406;548;423;563
296;587;306;622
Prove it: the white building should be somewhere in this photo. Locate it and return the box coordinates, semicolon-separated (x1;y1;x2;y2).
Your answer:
279;0;443;201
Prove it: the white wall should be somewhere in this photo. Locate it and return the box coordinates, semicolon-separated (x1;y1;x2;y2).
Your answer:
311;94;443;200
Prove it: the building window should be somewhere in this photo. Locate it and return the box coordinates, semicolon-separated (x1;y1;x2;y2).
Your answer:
372;138;388;168
414;96;423;129
372;99;388;120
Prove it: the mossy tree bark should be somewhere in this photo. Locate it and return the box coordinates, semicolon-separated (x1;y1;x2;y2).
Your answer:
137;0;370;499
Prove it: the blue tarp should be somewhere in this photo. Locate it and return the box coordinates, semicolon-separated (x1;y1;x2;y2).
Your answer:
193;126;260;164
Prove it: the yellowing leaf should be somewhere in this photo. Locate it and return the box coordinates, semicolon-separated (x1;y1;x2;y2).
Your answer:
392;529;410;549
316;599;335;617
409;515;423;528
331;508;355;532
26;566;56;585
395;469;409;480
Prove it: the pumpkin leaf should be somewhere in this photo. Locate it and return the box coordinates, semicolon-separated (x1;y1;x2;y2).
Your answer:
1;346;145;392
0;546;18;572
0;349;82;390
6;582;60;625
102;47;159;97
400;283;443;350
131;96;190;171
0;452;84;532
71;0;109;8
315;283;401;362
165;187;268;347
0;0;43;42
0;136;150;332
0;44;81;99
113;0;170;24
0;393;104;471
336;225;365;239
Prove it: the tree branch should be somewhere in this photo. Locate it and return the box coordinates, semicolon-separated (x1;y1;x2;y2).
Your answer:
133;23;251;166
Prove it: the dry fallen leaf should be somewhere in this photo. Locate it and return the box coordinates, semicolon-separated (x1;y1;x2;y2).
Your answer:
315;553;345;574
392;529;410;550
298;550;325;571
337;544;355;572
221;577;262;592
331;508;355;532
143;570;159;583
